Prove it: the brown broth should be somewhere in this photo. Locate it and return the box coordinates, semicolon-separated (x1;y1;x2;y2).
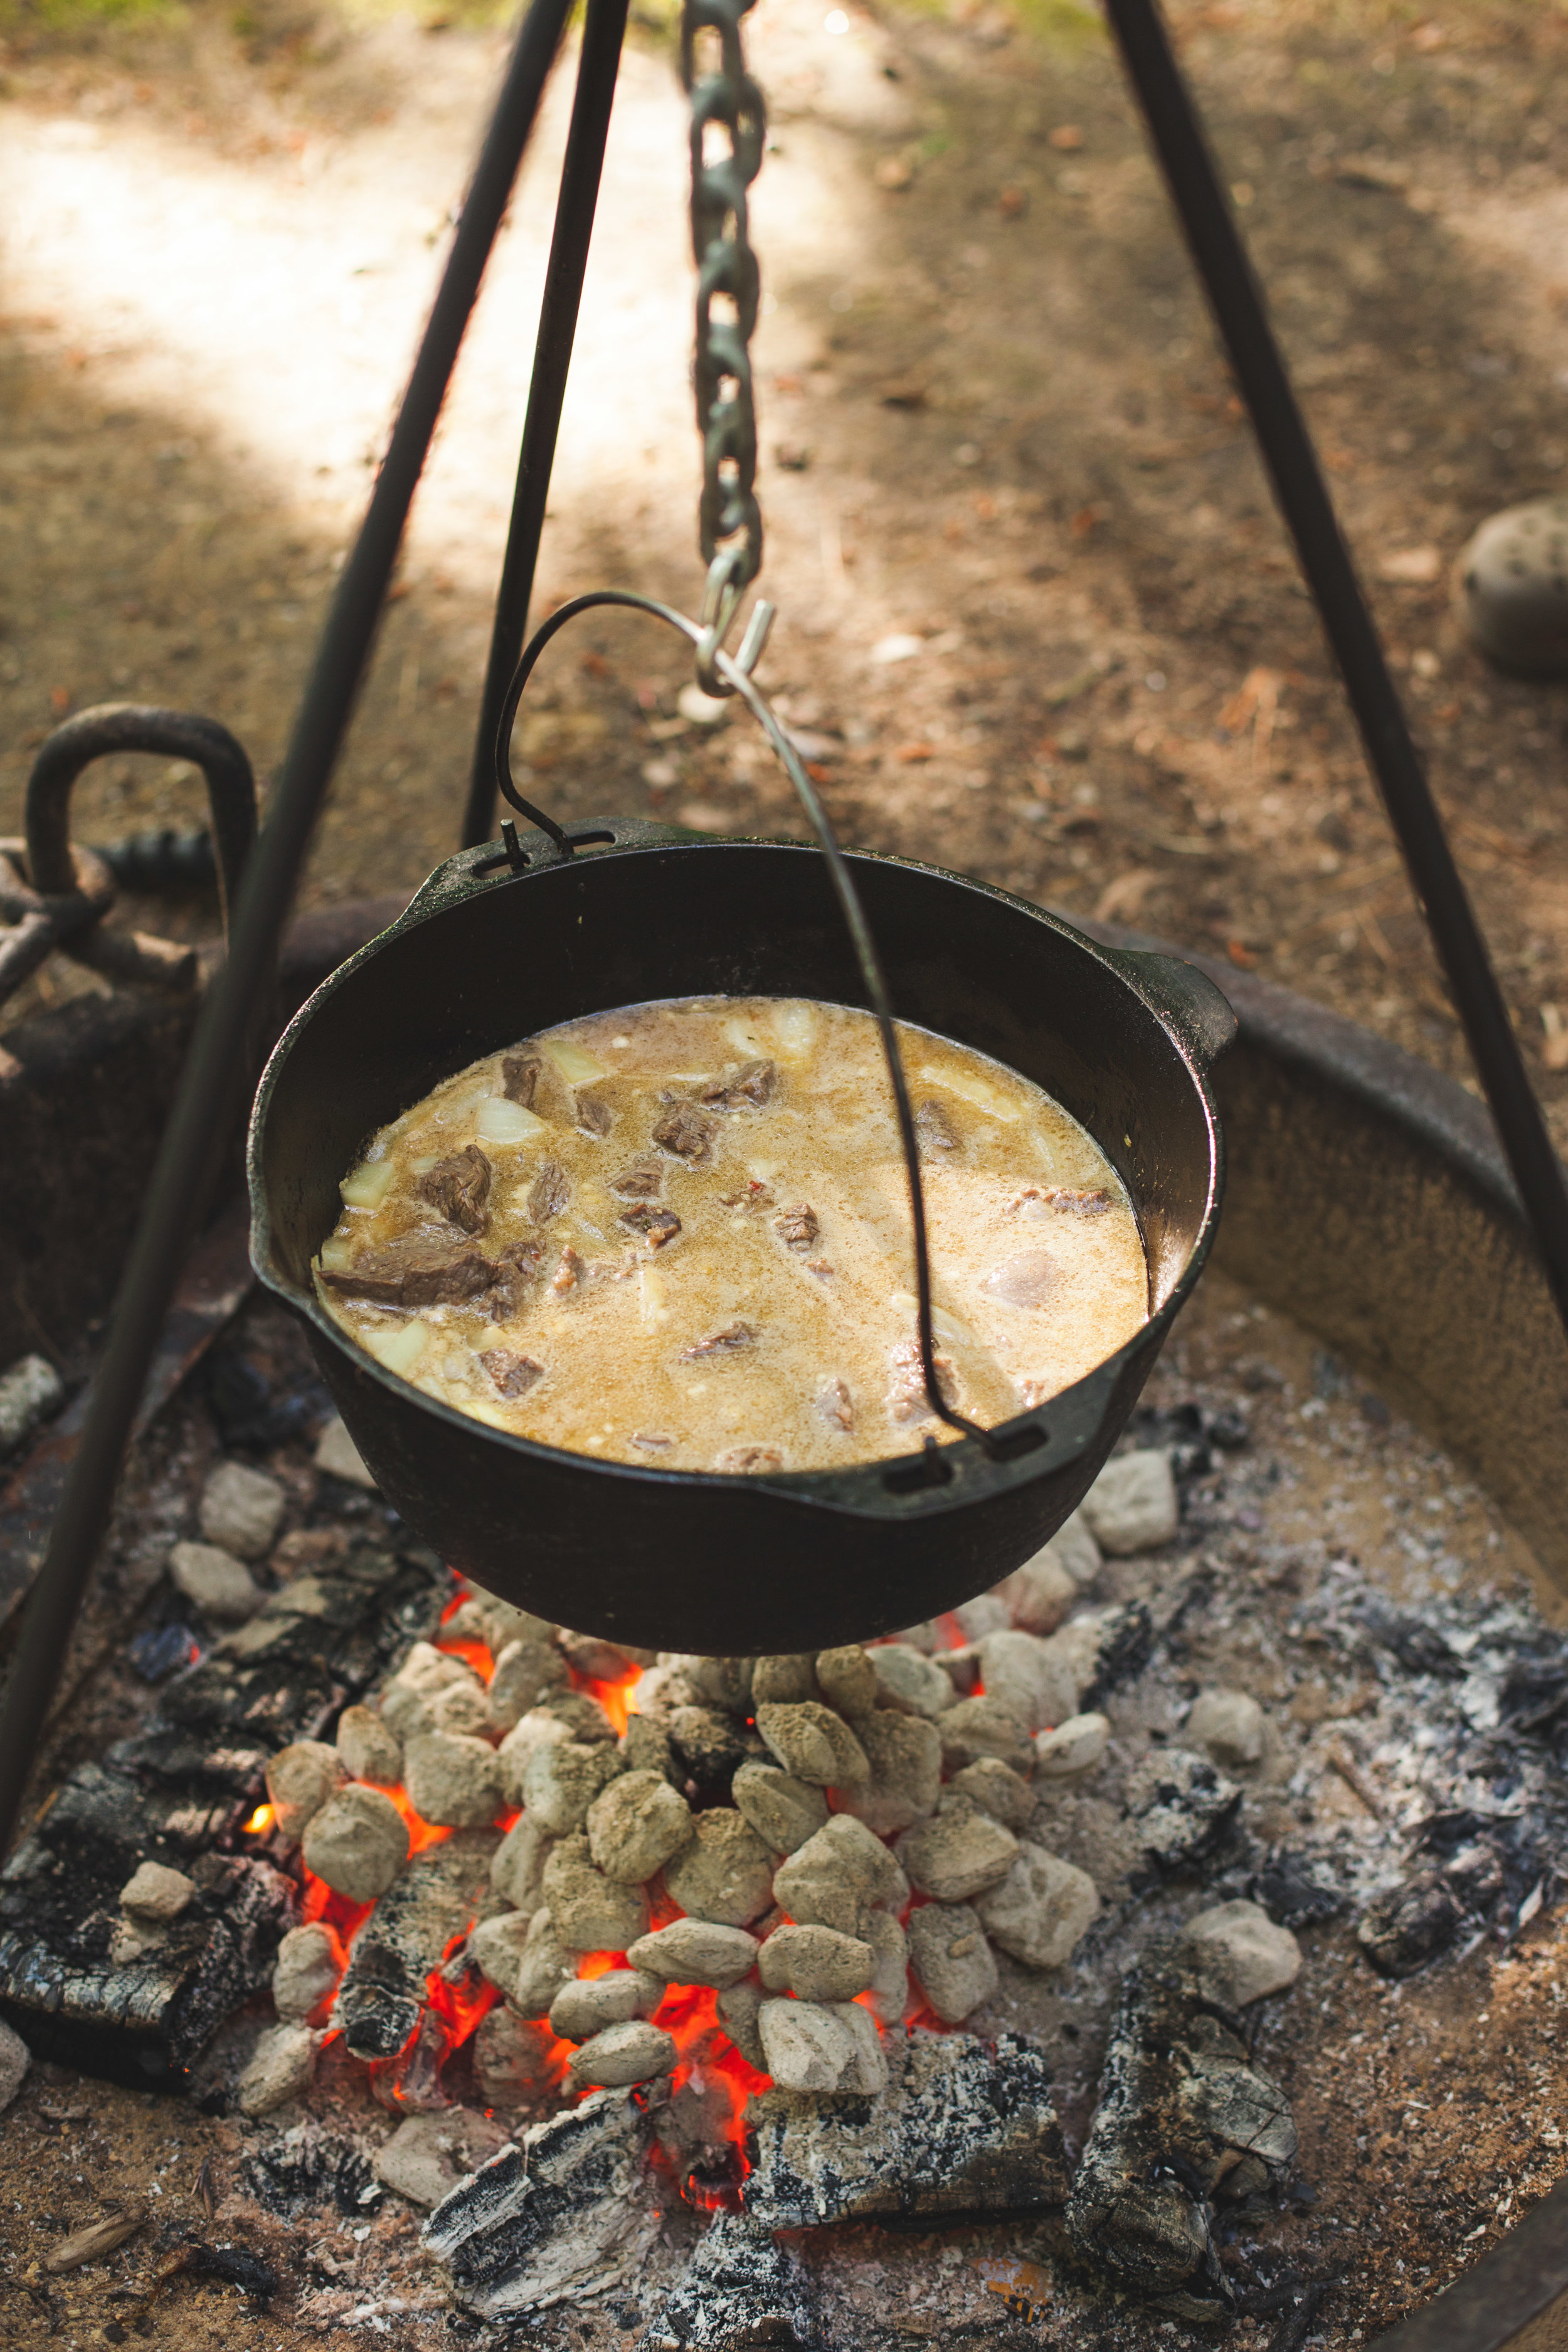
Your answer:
314;997;1148;1471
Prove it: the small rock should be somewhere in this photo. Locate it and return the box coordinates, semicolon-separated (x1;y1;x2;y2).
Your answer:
543;1835;649;1952
627;1919;760;1988
1035;1712;1111;1780
1187;1688;1265;1771
489;1638;569;1728
907;1903;998;2023
1044;1603;1152;1707
1079;1450;1178;1555
168;1539;262;1623
974;1629;1078;1733
815;1645;878;1719
621;1714;678;1783
771;1813;908;1938
1461;495;1568;677
667;1702;751;1791
491;1815;554;1914
664;1808;775;1926
236;2022;316;2116
475;2004;567;2104
429;1679;496;1740
759;1923;876;2001
567;2018;677;2090
0;1352;64;1457
717;1979;766;2067
732;1758;830;1854
272;1922;344;2023
374;2107;509;2206
512;1908;576;2016
948;1757;1034;1831
953;1595;1010;1640
521;1739;626;1836
497;1708;571;1806
936;1695;1035;1777
975;1842;1100;1970
119;1860;195;1923
991;1549;1076;1635
383;1643;482;1742
751;1653;820;1705
0;2018;29;2113
862;1909;909;2024
1179;1900;1302;2005
586;1769;694;1883
837;1708;942;1836
337;1703;402;1785
755;1700;870;1788
199;1459;285;1560
469;1912;535;1997
405;1730;506;1829
867;1643;956;1717
549;1969;664;2042
301;1784;410;1902
899;1804;1019;1903
756;1999;857;2093
1125;1747;1241;1875
265;1739;346;1840
314;1414;377;1488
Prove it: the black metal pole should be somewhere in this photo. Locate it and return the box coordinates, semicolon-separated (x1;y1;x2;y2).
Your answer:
1101;0;1568;1338
460;0;630;850
0;0;573;1863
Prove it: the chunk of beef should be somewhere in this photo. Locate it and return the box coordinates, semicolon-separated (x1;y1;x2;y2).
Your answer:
553;1246;584;1295
982;1249;1061;1310
914;1098;958;1152
502;1052;543;1108
773;1203;819;1251
620;1204;682;1249
480;1348;545;1399
418;1144;492;1235
719;1178;772;1210
1011;1185;1111;1219
610;1161;663;1200
320;1245;497;1309
716;1445;784;1473
653;1103;718;1163
575;1091;614;1138
807;1258;834;1281
888;1339;958;1422
817;1377;854;1431
487;1238;545;1321
681;1321;755;1360
699;1059;778;1110
529;1159;571;1223
632;1432;674;1453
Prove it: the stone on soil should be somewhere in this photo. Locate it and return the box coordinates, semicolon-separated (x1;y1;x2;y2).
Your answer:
949;1756;1034;1831
375;2108;509;2206
469;1911;535;1998
1461;495;1568;677
771;1813;907;1937
837;1708;941;1835
236;2021;316;2116
1187;1688;1265;1770
490;1816;554;1914
521;1739;625;1836
120;1860;195;1922
489;1638;569;1727
169;1539;262;1623
265;1739;346;1840
867;1643;956;1717
627;1919;760;1988
1035;1711;1111;1779
899;1803;1019;1902
512;1909;576;2017
755;1700;869;1788
664;1807;775;1926
567;2018;677;2089
337;1703;402;1785
549;1969;664;2042
543;1835;648;1952
906;1902;999;2023
975;1841;1100;1970
731;1759;830;1854
314;1414;377;1488
405;1730;506;1829
586;1769;693;1883
751;1653;820;1705
973;1629;1078;1733
475;2005;566;2105
815;1645;878;1719
301;1783;410;1902
199;1460;285;1559
272;1921;344;2023
0;2018;28;2114
759;1922;876;2001
1180;1900;1302;2005
1080;1449;1178;1555
936;1695;1035;1776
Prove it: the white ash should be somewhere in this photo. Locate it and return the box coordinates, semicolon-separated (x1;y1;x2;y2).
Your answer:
1036;1710;1111;1779
490;1636;570;1725
837;1707;942;1834
512;1909;576;2016
374;2107;508;2207
971;1626;1079;1731
771;1811;907;1936
975;1840;1101;1970
469;1910;536;1997
813;1641;879;1718
198;1459;285;1559
119;1859;195;1923
639;2216;815;2352
936;1694;1036;1776
520;1736;625;1835
948;1755;1034;1830
0;2018;28;2114
1079;1446;1179;1554
1187;1685;1266;1769
951;1593;1010;1640
750;1652;819;1705
167;1538;263;1623
490;1814;554;1913
0;1350;64;1457
475;2006;564;2106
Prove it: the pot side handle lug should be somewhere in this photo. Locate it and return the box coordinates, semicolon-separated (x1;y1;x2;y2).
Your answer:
397;817;708;924
1115;949;1239;1073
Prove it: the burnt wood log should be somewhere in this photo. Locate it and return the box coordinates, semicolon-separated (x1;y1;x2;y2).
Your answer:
641;2215;817;2351
332;1830;500;2061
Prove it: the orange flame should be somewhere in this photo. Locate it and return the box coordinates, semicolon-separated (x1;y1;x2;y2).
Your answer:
585;1666;642;1737
243;1802;276;1836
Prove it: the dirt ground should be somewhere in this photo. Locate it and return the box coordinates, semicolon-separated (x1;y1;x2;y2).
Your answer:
5;0;1568;1125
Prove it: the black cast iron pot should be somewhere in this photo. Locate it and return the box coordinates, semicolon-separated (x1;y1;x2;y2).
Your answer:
248;819;1236;1651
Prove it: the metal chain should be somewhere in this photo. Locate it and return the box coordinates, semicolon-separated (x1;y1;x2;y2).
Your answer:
681;0;766;644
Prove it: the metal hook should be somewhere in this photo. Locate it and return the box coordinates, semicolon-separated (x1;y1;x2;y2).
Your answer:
693;548;775;697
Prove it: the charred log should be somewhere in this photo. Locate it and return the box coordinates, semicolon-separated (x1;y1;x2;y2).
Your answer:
332;1831;500;2060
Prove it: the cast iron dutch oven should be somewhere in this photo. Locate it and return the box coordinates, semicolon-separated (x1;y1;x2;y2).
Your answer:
248;818;1236;1652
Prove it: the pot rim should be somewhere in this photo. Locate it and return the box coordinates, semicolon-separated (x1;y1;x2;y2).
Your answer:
246;822;1233;1509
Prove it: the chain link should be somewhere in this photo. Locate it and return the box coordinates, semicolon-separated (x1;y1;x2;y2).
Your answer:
681;0;765;596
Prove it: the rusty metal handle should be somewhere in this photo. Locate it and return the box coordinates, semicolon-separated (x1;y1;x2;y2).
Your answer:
25;705;257;938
